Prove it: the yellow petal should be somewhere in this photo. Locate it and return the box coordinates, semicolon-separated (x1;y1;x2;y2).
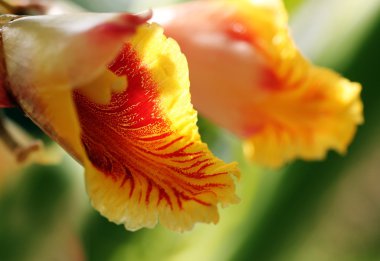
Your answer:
153;0;363;168
78;24;239;232
243;68;363;167
76;69;127;105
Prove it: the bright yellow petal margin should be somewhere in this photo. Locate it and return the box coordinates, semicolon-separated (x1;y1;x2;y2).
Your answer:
77;24;239;232
229;1;363;167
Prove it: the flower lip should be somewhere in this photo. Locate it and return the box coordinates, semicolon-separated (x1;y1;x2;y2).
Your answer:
1;12;239;231
79;24;239;232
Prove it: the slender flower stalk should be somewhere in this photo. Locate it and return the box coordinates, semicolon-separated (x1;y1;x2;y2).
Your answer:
0;114;59;190
0;115;41;162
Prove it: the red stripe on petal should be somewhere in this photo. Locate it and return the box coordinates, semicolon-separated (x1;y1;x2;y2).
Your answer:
74;44;236;225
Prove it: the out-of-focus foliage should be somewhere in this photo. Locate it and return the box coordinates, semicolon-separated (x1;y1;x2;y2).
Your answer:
1;0;380;260
290;0;380;70
0;165;76;261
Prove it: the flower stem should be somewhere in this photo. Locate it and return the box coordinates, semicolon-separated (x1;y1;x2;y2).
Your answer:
0;114;41;162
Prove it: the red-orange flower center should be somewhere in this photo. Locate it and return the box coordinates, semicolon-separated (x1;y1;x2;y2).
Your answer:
73;44;230;213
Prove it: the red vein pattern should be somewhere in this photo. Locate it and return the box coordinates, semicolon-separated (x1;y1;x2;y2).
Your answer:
73;43;238;231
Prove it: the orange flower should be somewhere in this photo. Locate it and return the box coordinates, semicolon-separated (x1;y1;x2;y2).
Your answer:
152;0;363;168
0;12;239;231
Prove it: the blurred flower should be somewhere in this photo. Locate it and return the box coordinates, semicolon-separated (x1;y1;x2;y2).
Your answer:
0;10;239;232
152;0;363;168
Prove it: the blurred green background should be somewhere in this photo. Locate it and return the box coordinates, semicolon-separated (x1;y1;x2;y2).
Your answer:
1;0;380;260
